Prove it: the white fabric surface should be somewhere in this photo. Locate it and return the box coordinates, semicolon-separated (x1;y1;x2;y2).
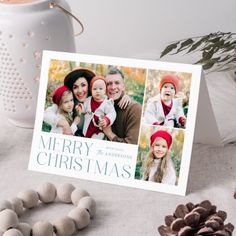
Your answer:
0;116;235;235
206;70;236;144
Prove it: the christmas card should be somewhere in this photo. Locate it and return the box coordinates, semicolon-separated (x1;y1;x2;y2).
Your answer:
29;50;209;195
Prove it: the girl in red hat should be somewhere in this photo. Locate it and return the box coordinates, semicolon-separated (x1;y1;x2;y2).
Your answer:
44;85;80;134
144;74;186;128
142;130;176;185
76;76;116;139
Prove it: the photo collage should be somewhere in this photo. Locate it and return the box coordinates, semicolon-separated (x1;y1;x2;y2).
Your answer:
42;58;192;187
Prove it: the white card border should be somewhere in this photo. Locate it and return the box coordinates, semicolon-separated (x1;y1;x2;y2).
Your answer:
28;50;202;196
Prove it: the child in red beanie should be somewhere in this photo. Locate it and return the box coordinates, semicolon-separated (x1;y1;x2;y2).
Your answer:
144;74;186;128
142;129;176;185
76;76;116;139
44;85;80;134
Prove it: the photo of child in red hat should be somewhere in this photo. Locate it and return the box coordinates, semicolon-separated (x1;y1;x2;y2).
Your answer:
142;129;176;185
44;85;80;134
144;73;187;128
76;75;116;139
135;125;185;185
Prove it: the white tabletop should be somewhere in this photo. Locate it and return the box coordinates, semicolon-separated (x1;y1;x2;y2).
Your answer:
0;116;235;235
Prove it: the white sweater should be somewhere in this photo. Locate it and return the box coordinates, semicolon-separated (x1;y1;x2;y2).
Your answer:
81;96;116;138
147;158;176;185
44;104;77;134
144;94;185;127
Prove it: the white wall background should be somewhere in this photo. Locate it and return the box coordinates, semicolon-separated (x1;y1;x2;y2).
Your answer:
67;0;236;59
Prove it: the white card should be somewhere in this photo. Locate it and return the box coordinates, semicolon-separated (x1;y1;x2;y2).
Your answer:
29;50;208;195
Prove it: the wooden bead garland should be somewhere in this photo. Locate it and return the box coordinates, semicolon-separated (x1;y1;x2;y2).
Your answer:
0;182;96;236
57;183;75;204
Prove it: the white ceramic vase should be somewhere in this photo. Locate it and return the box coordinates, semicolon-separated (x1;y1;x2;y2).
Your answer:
0;0;76;128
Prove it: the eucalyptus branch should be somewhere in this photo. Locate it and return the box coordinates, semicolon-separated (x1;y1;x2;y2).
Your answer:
167;31;236;44
160;31;236;73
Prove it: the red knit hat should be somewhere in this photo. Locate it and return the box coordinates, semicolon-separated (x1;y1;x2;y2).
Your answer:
150;130;172;149
90;75;106;91
159;74;180;94
52;85;70;106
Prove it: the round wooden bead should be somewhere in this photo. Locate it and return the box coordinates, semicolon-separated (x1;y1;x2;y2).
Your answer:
0;200;14;212
11;198;24;216
17;190;39;209
71;189;89;206
78;196;96;218
2;229;23;236
16;223;31;236
32;221;54;236
37;182;56;203
0;209;19;232
67;207;90;229
57;183;75;203
53;216;76;236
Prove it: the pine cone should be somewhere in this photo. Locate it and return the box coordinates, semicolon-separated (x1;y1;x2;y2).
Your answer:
158;200;234;236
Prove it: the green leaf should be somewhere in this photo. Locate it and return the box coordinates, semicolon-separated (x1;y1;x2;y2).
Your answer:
209;36;221;43
222;45;235;53
195;56;220;65
203;62;215;70
175;38;194;53
202;48;215;60
160;42;179;58
216;39;226;48
186;37;206;53
194;57;208;64
221;40;236;52
227;57;236;63
211;57;221;62
217;65;236;72
202;43;214;51
225;33;233;40
202;40;224;53
218;55;232;63
222;41;231;48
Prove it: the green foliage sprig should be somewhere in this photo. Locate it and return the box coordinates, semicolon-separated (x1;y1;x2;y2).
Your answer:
160;31;236;72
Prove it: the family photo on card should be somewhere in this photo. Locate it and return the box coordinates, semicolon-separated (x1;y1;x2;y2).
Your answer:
43;62;143;144
29;51;201;195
